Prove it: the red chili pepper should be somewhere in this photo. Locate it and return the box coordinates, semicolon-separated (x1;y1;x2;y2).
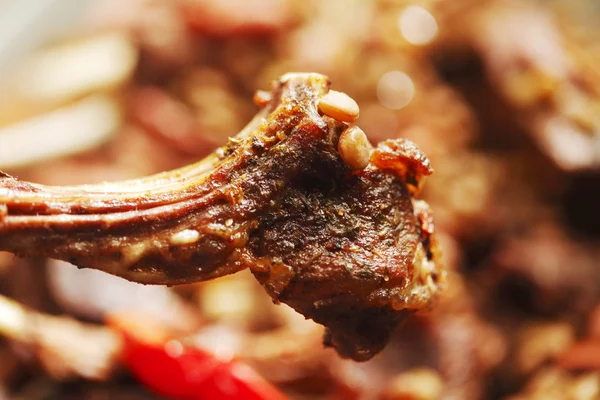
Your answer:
107;313;288;400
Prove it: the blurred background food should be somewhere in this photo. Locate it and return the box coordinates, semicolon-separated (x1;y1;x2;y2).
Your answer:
0;0;599;399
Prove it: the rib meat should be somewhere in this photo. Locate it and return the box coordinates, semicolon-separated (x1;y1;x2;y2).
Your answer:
0;73;443;361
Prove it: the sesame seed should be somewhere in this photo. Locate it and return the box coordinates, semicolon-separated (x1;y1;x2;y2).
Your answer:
318;90;360;123
170;229;200;245
253;90;271;107
338;126;372;170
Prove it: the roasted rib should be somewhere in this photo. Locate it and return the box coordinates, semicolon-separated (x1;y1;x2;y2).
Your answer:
0;73;443;361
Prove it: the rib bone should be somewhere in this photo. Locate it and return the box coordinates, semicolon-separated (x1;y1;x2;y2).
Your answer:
0;73;443;361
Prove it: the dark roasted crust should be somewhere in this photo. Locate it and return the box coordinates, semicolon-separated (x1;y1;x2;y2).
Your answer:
0;73;442;361
249;164;421;360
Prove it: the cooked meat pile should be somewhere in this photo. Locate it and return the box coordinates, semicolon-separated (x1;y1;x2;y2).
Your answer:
0;73;442;361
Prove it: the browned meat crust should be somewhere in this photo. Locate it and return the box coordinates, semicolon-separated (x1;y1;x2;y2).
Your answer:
0;73;443;361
